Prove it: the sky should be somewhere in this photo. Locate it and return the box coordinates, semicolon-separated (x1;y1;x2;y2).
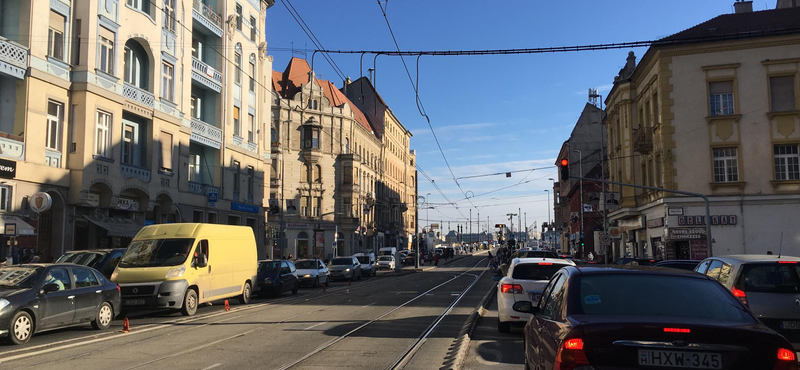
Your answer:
265;0;772;236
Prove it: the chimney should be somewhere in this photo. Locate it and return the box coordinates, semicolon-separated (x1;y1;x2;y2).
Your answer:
734;0;753;13
776;0;800;8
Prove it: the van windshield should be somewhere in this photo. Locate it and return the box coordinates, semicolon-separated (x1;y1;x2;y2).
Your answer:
356;256;370;264
330;258;352;266
118;239;194;268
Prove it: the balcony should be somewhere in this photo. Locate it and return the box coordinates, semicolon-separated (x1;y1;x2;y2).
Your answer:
123;83;155;108
121;164;151;183
0;36;28;79
191;57;223;93
0;134;24;161
634;127;653;154
188;181;204;195
190;118;222;149
342;182;360;194
192;0;224;38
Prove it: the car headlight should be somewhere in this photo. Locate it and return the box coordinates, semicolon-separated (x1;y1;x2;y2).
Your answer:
166;265;185;278
303;274;312;278
0;299;9;311
345;268;351;272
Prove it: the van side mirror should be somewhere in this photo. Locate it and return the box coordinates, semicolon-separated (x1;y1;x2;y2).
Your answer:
42;283;60;294
513;301;538;314
194;253;208;268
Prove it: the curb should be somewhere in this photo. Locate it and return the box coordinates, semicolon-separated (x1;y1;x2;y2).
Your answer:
452;282;497;370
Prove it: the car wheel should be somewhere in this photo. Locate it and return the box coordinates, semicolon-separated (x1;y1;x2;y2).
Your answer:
275;283;284;296
497;320;510;333
313;277;319;288
181;288;198;316
8;311;33;345
238;281;252;305
291;283;299;295
91;302;114;330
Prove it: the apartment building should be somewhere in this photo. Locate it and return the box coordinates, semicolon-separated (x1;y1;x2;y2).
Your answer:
0;0;274;262
604;3;800;260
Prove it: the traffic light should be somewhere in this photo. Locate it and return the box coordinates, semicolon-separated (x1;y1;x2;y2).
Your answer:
579;238;585;248
560;158;570;180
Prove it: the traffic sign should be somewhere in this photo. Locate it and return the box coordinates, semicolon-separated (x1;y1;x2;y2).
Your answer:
601;234;611;246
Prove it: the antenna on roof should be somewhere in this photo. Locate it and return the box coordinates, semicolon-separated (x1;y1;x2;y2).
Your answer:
779;231;784;258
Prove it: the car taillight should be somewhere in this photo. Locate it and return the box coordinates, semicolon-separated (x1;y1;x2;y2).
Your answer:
538;263;553;266
774;348;800;370
555;338;589;370
117;284;121;292
778;348;796;361
664;328;691;333
500;284;524;294
778;261;799;264
732;286;749;307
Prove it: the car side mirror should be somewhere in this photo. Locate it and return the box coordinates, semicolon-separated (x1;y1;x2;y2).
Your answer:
492;275;503;282
42;283;60;294
513;301;538;315
194;253;208;268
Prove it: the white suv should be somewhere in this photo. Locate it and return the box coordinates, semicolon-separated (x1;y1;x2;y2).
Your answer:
494;257;575;333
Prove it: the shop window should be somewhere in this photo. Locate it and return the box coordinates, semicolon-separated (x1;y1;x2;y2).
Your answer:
227;215;240;225
193;210;204;223
297;231;308;256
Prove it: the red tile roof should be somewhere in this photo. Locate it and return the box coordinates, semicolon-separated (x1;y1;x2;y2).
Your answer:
272;58;373;133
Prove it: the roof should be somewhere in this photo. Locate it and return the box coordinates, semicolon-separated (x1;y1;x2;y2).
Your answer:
571;265;710;277
511;257;575;266
661;6;800;43
273;58;373;133
711;254;800;262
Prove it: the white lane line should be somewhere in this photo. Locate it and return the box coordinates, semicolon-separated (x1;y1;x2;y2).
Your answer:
362;302;378;308
201;364;222;370
303;321;328;331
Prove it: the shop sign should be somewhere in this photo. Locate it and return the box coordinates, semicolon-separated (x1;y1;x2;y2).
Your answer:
678;215;737;226
207;190;219;208
116;198;139;211
317;224;337;230
608;227;622;239
646;217;664;229
30;192;53;213
86;192;100;207
669;227;707;240
286;223;310;229
231;202;259;214
0;158;16;179
690;240;709;260
315;231;325;249
668;208;684;216
618;216;645;231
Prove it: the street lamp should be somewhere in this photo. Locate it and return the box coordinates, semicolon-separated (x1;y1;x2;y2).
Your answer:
548;177;556;250
544;189;550;246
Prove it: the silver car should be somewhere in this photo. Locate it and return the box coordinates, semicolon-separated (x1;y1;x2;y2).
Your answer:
695;254;800;348
328;257;362;281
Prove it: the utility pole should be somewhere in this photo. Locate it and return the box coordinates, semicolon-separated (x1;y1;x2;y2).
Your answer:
590;89;609;263
469;209;472;248
574;149;584;257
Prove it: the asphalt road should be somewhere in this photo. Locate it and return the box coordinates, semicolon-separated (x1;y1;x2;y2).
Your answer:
0;251;494;370
462;290;525;370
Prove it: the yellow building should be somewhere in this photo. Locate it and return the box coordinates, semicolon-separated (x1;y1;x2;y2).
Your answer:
0;0;274;261
605;3;800;260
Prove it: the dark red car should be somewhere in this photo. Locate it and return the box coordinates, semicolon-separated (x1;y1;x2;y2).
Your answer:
515;266;798;370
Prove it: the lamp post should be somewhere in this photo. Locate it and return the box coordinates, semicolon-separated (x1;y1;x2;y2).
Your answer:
544;189;551;246
573;149;583;257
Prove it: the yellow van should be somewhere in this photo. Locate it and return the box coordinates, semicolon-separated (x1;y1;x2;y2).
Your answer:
111;223;258;316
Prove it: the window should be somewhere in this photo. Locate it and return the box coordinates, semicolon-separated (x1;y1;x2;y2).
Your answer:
46;268;71;291
197;240;209;260
343;197;352;217
233;106;241;136
189;153;200;182
774;144;800;181
302;126;320;149
124;41;148;89
73;268;100;288
314;165;321;183
248;113;255;142
712;147;739;182
193;210;204;223
540;274;566;318
344;138;349;154
192;38;203;60
300;196;309;217
652;93;659;124
655;154;663;188
98;27;114;75
160;132;173;172
302;163;310;183
207;212;217;224
235;4;243;30
247;166;254;200
227;215;240;225
72;19;81;65
770;76;797;112
0;186;10;212
48;11;66;61
709;81;734;116
162;62;174;102
46;101;63;151
648;159;655;187
234;52;242;85
126;0;150;13
95;110;111;157
122;124;135;165
163;0;176;32
249;59;256;92
313;197;320;217
191;95;201;119
297;232;308;255
232;160;241;197
705;260;724;281
250;16;257;41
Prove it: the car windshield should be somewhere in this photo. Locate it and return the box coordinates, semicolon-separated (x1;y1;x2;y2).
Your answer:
512;263;568;280
379;256;393;261
0;266;41;288
739;263;800;293
356;257;370;264
574;274;754;323
295;261;318;269
331;258;352;266
118;239;194;267
259;261;280;273
56;252;104;267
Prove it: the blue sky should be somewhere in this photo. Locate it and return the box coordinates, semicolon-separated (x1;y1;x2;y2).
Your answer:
266;0;765;235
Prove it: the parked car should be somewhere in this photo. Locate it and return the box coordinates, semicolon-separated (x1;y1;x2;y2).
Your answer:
377;255;396;270
513;249;559;259
493;258;575;333
0;264;121;344
293;259;329;287
113;224;258;316
654;259;701;271
354;253;377;277
257;260;298;296
403;252;418;266
516;265;798;370
695;255;800;348
613;257;661;266
55;248;126;279
329;257;362;281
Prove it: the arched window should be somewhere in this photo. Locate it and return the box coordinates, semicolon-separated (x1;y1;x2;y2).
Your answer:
344;138;349;154
296;231;309;257
314;165;321;183
124;40;149;90
302;163;309;183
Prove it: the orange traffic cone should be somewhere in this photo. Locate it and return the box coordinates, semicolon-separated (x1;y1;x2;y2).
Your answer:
224;299;230;311
121;318;130;333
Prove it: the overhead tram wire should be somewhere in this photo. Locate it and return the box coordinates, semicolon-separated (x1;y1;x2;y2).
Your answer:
279;0;346;81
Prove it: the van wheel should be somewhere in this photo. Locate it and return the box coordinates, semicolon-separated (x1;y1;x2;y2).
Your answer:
238;282;251;305
91;302;114;330
8;311;33;345
181;288;198;316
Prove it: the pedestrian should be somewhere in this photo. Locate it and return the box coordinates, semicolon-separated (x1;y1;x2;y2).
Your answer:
588;252;594;261
288;254;293;260
30;252;41;263
434;252;439;267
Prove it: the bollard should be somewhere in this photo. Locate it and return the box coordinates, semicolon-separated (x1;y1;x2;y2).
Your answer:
224;299;230;311
121;318;130;333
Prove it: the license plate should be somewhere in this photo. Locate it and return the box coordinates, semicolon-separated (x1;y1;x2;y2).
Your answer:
125;299;145;306
529;293;541;303
782;321;800;330
639;350;721;369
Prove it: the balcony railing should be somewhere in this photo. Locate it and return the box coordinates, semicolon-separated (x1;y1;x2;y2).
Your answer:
634;127;653;154
191;57;223;92
121;164;151;183
0;134;24;161
123;83;155;108
0;36;28;79
192;0;224;37
190;117;223;149
188;181;204;194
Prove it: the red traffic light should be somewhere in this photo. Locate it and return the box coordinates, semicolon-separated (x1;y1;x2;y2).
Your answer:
560;158;569;166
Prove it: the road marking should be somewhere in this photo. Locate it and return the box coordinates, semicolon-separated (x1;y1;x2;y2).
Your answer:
201;364;222;370
362;302;378;308
303;321;328;331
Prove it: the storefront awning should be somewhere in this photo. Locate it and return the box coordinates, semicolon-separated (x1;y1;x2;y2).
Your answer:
0;215;36;236
84;215;143;238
